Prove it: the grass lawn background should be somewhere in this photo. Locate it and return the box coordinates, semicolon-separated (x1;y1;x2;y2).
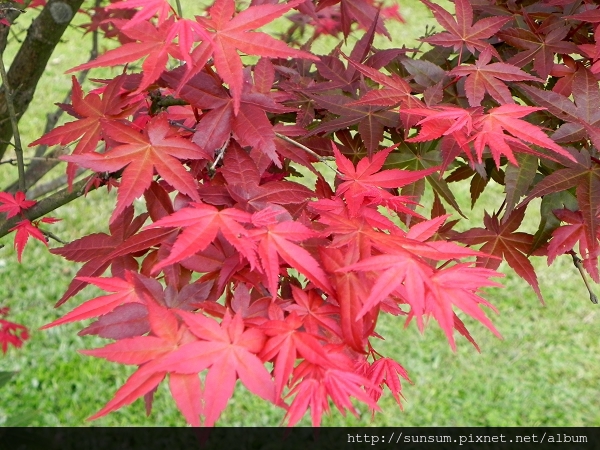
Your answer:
1;0;599;427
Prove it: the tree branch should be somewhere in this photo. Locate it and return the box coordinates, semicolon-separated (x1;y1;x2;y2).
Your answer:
0;0;86;161
0;26;24;190
0;174;93;238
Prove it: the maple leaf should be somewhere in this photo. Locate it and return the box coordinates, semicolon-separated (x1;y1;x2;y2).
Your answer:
320;246;377;352
161;68;290;165
29;75;136;163
0;191;36;219
194;0;318;115
78;303;150;340
67;19;181;94
404;106;476;170
498;24;579;79
62;114;209;223
345;57;424;110
333;144;440;217
82;300;202;425
420;0;511;56
51;206;174;306
249;209;333;298
219;142;314;211
146;201;256;272
470;104;575;167
307;93;399;157
260;311;332;398
450;47;544;107
9;219;53;263
339;249;502;349
105;0;174;29
517;66;600;150
422;264;502;349
284;349;379;426
366;357;410;407
548;209;600;282
549;55;579;97
42;272;144;329
283;285;342;338
523;148;600;264
453;207;544;303
153;310;275;426
303;17;380;94
0;307;29;354
316;0;388;39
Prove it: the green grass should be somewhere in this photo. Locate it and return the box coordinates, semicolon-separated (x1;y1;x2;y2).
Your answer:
2;0;600;427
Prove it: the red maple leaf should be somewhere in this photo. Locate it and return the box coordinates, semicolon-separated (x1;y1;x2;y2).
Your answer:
62;114;210;223
260;310;332;398
453;207;544;303
42;271;144;330
219;142;314;211
450;47;543;106
30;75;137;183
345;57;424;110
0;307;29;354
283;285;342;339
307;93;399;157
105;0;174;29
9;218;56;263
67;18;181;94
284;348;379;426
315;0;389;38
548;208;600;282
498;23;579;79
194;0;318;115
147;201;256;273
320;246;376;352
0;191;36;219
518;66;600;150
248;208;333;298
81;299;202;426
366;357;410;407
470;104;575;167
152;310;276;426
523;148;600;270
50;205;174;306
333;144;439;217
421;0;510;56
161;68;291;165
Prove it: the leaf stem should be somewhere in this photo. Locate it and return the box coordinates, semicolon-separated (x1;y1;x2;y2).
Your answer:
40;228;66;245
174;0;183;17
274;132;339;175
568;250;598;304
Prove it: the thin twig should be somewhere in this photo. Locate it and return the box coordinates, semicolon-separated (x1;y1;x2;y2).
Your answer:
0;47;25;191
274;132;339;175
0;155;64;165
275;132;323;160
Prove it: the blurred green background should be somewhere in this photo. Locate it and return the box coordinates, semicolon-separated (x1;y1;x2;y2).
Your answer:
1;0;599;427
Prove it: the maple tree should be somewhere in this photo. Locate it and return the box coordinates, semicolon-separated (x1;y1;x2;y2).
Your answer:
1;0;600;426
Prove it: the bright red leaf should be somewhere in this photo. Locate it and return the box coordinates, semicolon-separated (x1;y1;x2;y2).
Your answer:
62;114;209;223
